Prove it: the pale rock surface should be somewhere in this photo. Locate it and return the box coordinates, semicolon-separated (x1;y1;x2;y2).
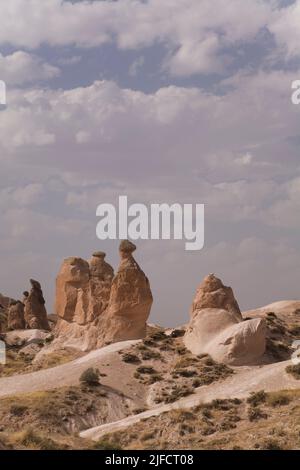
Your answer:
4;329;51;347
24;280;50;330
7;301;25;330
191;273;242;322
184;275;266;365
18;342;42;357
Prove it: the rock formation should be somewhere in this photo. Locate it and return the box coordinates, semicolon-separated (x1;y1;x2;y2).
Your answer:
24;280;50;330
97;240;153;345
7;300;25;330
184;274;266;365
52;242;153;351
89;251;114;320
0;293;16;332
0;293;13;310
56;257;91;326
191;273;242;322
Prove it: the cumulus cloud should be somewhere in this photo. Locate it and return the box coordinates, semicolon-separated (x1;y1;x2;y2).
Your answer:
1;1;300;322
0;0;284;76
270;0;300;59
1;70;299;180
0;51;60;85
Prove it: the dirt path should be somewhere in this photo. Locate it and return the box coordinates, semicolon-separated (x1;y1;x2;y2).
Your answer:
0;340;140;397
80;359;300;441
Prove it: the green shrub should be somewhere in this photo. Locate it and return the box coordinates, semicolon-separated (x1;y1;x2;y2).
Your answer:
140;349;162;361
175;369;197;378
165;385;194;403
247;390;266;407
141;431;156;441
170;329;185;338
133;407;148;414
122;353;141;364
260;438;283;450
248;407;267;421
79;368;100;386
93;439;122;450
10;404;28;416
286;363;300;379
149;331;167;341
136;366;156;375
267;393;290;407
18;428;60;450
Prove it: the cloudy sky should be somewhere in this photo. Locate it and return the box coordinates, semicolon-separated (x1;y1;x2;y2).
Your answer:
0;0;300;326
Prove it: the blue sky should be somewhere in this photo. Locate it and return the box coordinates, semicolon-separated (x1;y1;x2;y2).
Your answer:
0;0;300;325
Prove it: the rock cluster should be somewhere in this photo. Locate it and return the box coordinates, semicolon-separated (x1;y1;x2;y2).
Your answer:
1;281;50;333
7;300;25;330
184;274;266;365
54;241;153;350
24;280;50;330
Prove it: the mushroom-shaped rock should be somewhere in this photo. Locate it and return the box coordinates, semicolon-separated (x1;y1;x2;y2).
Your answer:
184;275;266;365
50;244;152;352
98;241;153;345
24;280;50;330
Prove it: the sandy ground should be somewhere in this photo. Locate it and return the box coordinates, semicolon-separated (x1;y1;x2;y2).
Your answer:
1;299;300;441
0;340;140;397
244;300;300;317
80;359;300;440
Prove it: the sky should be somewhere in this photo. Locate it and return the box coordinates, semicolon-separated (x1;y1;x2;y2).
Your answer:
0;0;300;326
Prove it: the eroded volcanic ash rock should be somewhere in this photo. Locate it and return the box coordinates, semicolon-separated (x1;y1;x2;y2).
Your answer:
96;241;153;346
0;293;16;332
7;300;25;330
56;257;91;326
89;251;114;320
191;273;242;322
184;274;266;366
53;242;153;351
24;279;50;331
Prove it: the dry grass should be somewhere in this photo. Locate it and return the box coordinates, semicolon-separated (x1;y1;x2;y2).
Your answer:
286;363;300;379
102;390;300;450
0;383;129;446
0;348;82;377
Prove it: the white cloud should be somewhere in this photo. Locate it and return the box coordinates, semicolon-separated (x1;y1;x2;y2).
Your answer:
0;184;44;208
128;56;145;77
270;0;300;59
166;35;224;76
0;0;279;76
0;68;300;319
0;51;60;85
